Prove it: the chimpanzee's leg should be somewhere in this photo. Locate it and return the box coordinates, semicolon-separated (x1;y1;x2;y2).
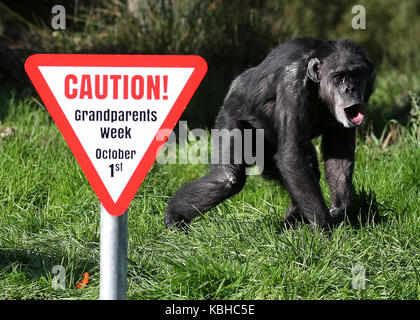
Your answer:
322;127;356;223
283;142;322;225
165;114;247;229
164;163;246;228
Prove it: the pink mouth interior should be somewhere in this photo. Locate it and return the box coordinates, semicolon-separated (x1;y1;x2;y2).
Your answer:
345;104;364;125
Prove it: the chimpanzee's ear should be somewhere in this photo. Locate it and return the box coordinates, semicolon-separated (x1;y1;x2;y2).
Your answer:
307;58;320;83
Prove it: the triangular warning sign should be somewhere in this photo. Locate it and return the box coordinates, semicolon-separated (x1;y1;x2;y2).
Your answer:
25;54;207;216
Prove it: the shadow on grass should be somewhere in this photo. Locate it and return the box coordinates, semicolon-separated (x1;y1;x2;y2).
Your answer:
157;187;390;237
345;187;388;228
0;248;97;287
277;187;389;233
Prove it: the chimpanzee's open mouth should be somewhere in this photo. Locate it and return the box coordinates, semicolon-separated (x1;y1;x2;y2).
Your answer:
344;104;364;125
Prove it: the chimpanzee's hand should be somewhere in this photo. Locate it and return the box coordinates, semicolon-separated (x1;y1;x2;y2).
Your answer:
329;207;346;225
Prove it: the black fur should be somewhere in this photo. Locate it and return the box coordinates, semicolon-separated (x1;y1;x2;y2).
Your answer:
165;37;376;230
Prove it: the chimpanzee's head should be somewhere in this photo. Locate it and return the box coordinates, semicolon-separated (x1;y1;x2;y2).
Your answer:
307;39;376;128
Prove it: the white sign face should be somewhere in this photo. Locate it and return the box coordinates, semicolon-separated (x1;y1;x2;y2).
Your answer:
25;55;207;215
39;66;193;202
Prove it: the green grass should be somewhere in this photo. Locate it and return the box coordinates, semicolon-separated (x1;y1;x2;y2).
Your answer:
0;92;419;300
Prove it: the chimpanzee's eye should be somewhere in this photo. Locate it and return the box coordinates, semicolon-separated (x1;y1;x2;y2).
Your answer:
334;74;344;86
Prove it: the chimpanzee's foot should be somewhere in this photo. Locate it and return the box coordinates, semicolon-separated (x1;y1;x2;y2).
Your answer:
164;212;190;230
284;201;304;227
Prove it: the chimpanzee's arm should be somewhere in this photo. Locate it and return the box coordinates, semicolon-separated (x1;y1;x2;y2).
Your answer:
274;121;332;229
284;142;321;224
322;126;356;222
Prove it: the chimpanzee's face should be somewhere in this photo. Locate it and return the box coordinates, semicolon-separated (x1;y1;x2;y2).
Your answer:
318;55;374;128
322;68;365;127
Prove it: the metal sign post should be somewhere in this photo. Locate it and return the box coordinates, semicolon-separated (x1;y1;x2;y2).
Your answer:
100;204;128;300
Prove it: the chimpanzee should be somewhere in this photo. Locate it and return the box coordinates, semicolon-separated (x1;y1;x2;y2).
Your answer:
165;37;375;230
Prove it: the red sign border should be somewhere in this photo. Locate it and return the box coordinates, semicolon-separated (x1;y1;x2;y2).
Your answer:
25;54;207;216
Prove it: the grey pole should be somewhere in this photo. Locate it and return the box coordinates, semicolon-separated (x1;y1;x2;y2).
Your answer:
99;204;128;300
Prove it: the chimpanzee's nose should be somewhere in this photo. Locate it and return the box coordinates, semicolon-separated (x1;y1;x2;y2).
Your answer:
345;84;356;93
